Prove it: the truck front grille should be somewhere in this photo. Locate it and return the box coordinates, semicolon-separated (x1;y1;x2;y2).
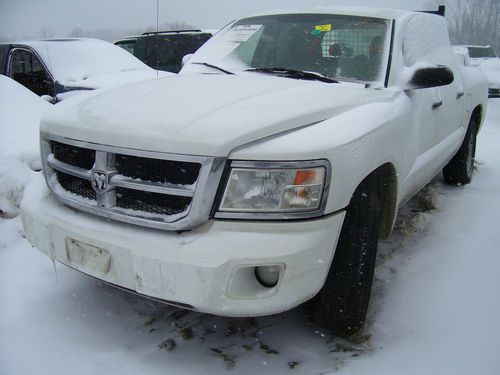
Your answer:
42;136;225;230
55;170;96;200
52;141;95;170
115;154;200;185
115;188;191;216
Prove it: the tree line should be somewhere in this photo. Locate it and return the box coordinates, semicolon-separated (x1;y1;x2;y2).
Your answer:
427;0;500;54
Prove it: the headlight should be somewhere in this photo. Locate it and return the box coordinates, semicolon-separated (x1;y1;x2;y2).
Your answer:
216;160;330;219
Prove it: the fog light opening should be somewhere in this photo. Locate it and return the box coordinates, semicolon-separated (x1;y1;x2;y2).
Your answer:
255;265;281;288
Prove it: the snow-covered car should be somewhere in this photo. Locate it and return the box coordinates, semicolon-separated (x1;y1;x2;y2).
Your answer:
115;30;213;73
0;38;170;102
22;7;488;336
457;45;500;97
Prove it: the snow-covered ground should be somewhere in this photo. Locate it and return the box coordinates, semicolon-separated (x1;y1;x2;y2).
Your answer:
1;100;499;375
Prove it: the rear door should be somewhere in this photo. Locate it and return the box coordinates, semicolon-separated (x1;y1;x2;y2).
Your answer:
400;14;464;195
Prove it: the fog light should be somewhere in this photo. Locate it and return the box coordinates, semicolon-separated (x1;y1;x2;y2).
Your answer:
255;265;281;288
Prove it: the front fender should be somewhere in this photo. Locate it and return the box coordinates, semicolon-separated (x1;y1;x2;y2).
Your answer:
229;91;411;213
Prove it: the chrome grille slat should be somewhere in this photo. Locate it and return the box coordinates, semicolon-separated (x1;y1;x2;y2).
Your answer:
110;175;195;197
48;155;91;180
41;134;226;231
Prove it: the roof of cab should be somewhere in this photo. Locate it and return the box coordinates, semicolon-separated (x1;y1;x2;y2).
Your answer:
240;6;415;21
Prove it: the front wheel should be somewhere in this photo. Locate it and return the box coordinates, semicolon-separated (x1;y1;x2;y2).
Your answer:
313;172;380;336
443;119;478;185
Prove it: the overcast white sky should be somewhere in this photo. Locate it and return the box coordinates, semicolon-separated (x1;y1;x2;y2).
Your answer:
0;0;438;40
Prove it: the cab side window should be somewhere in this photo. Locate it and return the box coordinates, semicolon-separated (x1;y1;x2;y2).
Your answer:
9;49;54;96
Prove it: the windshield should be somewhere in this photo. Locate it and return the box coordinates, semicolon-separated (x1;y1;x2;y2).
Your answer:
467;46;497;58
189;13;392;84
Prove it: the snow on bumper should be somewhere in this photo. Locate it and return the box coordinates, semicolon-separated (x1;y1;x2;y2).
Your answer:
21;175;344;317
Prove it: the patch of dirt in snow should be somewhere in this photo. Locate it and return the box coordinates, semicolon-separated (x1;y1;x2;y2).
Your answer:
87;279;371;372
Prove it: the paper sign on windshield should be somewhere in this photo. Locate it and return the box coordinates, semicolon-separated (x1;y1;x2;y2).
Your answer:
222;25;263;43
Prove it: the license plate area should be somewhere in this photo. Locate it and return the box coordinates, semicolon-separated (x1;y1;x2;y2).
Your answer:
65;238;111;274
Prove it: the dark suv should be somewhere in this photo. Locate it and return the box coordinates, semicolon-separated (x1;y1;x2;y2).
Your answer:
115;30;213;73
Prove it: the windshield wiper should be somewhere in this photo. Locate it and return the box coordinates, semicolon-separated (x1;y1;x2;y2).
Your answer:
192;62;234;75
245;67;338;83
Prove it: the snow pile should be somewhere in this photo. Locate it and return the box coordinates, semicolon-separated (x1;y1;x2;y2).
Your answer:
0;75;49;217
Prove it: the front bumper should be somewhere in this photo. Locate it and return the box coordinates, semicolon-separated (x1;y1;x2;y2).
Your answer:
21;174;344;317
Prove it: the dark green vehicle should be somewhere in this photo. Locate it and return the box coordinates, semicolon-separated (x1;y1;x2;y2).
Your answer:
115;30;213;73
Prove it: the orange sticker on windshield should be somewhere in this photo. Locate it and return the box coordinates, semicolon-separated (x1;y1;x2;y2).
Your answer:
314;24;332;32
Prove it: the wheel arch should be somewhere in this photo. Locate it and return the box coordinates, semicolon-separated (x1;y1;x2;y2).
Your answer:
353;162;398;240
470;105;484;133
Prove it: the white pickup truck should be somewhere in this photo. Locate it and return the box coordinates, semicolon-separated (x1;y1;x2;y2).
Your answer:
22;7;488;336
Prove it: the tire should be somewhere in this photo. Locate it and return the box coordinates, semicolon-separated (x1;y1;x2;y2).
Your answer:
313;172;381;337
443;118;478;185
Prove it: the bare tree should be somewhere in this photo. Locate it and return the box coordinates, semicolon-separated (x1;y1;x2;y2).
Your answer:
70;23;84;38
39;28;54;39
446;0;500;52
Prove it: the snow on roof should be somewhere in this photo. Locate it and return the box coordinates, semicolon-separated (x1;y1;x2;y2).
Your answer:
455;45;492;48
12;38;152;83
242;6;416;21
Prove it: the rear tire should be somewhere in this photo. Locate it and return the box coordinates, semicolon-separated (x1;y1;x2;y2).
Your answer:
443;119;478;185
313;172;380;336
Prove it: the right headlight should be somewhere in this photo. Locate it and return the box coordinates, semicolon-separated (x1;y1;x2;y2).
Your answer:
215;160;330;220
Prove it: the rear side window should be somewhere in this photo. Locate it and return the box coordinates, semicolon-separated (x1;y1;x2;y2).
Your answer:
8;48;54;96
135;33;212;73
115;40;136;54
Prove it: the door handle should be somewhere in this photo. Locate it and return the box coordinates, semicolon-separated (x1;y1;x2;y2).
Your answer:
432;100;443;109
457;91;465;99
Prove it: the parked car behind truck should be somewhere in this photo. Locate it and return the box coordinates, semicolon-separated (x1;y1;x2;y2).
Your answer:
115;30;213;73
22;7;488;336
456;45;500;97
0;38;169;102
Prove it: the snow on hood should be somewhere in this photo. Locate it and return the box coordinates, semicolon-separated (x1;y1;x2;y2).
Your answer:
41;73;395;156
484;70;500;86
472;59;500;85
61;69;171;91
471;58;500;72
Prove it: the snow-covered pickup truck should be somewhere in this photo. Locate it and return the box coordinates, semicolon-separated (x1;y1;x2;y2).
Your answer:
21;7;488;336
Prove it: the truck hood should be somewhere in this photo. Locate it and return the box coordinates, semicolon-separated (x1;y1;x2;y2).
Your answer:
42;73;395;156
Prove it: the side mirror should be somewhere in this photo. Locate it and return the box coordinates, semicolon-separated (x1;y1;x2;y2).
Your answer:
407;65;454;89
